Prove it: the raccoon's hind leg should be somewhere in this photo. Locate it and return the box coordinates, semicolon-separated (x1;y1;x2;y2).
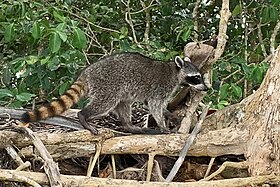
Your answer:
78;98;118;135
78;112;98;135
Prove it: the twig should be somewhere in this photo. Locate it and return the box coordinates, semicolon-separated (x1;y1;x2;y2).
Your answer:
61;8;120;34
270;20;280;55
111;155;117;179
87;143;102;177
146;153;156;181
165;102;211;182
178;91;206;133
257;17;268;57
153;159;165;182
243;7;249;98
200;161;248;181
5;145;30;171
17;125;62;187
123;0;139;44
213;0;231;62
130;0;156;15
204;157;215;178
192;0;201;41
141;0;152;44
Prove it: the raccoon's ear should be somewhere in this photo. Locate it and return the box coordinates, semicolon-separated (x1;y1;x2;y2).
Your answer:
174;56;184;69
183;56;191;63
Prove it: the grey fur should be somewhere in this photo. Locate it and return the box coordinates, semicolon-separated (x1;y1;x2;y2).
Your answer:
77;53;207;134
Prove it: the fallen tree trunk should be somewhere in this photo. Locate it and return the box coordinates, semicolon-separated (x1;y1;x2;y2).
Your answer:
0;169;279;187
0;127;247;160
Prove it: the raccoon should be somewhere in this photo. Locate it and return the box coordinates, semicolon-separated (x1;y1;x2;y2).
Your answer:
22;53;208;134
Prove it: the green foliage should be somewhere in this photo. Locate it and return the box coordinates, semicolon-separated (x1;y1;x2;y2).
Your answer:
0;0;277;110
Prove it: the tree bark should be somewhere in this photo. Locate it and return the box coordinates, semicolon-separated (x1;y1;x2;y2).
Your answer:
242;45;280;176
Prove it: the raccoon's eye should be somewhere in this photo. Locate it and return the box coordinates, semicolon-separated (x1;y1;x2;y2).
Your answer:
185;75;201;85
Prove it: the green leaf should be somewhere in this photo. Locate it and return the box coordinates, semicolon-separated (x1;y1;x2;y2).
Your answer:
4;23;15;42
231;84;242;98
49;32;61;53
57;31;67;42
26;56;38;65
53;10;65;22
47;56;60;71
56;23;67;31
119;26;128;39
252;66;263;84
232;5;241;17
59;81;71;95
72;28;87;50
40;56;51;64
181;27;191;42
0;89;14;98
220;83;230;100
269;7;278;22
262;7;270;23
2;67;12;85
31;21;41;39
16;93;36;102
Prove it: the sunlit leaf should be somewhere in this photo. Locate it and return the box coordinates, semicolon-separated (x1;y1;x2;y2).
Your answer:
4;23;15;42
72;28;87;50
0;89;14;98
49;32;61;53
31;21;41;39
16;93;35;102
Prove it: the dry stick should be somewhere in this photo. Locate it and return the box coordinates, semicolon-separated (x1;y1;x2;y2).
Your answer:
270;20;280;55
165;102;211;182
0;170;42;187
200;161;248;181
154;160;165;182
20;127;62;187
257;17;268;57
5;145;31;171
204;157;216;178
87;143;102;177
124;0;138;44
140;0;152;44
192;0;201;41
64;7;120;34
111;155;117;179
146;152;156;182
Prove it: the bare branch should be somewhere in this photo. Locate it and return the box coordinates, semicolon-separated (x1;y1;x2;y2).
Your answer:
166;103;210;182
124;0;139;44
192;0;201;41
1;169;280;187
257;18;268;57
270;20;280;55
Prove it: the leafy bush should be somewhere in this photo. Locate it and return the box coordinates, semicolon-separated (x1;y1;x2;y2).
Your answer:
0;0;277;110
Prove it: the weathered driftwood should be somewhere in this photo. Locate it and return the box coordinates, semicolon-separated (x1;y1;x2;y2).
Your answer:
0;169;279;187
0;127;247;160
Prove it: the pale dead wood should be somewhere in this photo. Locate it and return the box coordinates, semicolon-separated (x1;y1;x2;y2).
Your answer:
166;103;210;182
200;161;248;182
270;20;280;55
243;45;280;176
1;169;280;187
19;126;62;187
212;0;231;62
0;127;247;160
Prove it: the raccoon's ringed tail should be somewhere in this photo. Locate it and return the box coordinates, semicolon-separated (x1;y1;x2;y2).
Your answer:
21;81;85;123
